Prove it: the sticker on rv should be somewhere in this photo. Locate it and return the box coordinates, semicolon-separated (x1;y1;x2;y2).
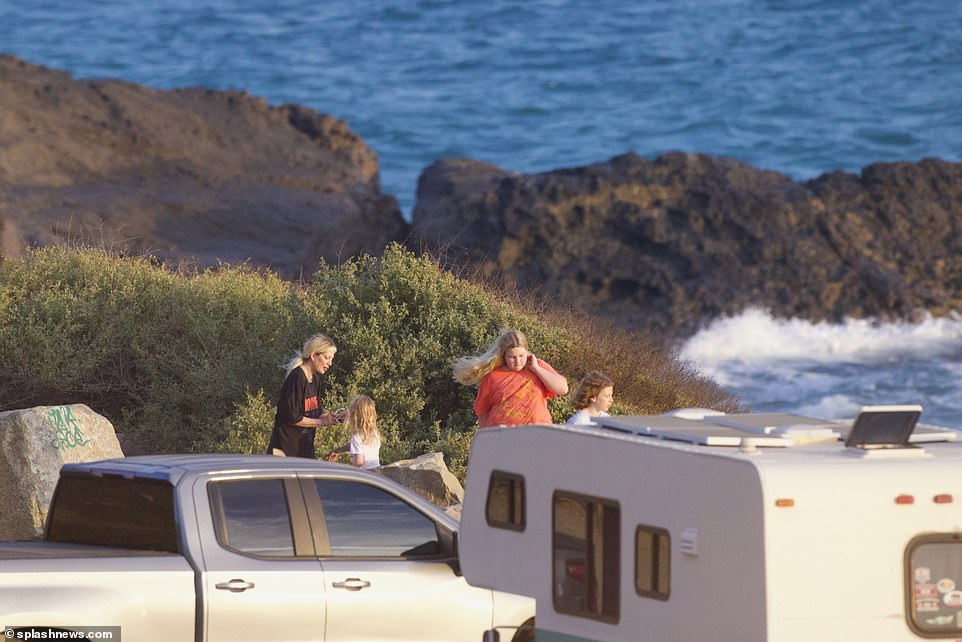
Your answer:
916;598;941;612
925;615;954;626
916;584;938;599
937;578;956;593
916;567;932;583
942;590;962;607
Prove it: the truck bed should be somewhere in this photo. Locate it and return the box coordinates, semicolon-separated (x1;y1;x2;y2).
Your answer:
0;540;181;560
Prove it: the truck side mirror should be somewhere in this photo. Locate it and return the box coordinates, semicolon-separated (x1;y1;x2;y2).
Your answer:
438;524;462;576
449;530;462;576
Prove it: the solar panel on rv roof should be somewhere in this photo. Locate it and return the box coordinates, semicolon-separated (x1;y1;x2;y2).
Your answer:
713;413;844;435
595;415;717;431
593;415;792;447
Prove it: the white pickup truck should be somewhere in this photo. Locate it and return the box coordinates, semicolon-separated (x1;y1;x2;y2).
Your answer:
0;454;534;642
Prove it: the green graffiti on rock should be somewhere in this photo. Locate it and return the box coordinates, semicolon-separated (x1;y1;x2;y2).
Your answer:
47;406;91;450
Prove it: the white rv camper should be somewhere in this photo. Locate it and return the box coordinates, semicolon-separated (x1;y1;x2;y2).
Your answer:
459;406;962;642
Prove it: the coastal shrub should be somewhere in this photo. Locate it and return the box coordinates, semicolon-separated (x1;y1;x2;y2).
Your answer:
0;243;738;477
210;389;275;455
0;246;306;452
0;248;176;414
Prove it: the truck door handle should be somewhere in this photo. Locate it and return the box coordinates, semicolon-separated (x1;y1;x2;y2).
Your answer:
332;577;371;591
215;579;255;592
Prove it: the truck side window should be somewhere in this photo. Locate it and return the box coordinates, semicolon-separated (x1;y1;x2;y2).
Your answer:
46;474;178;553
314;480;440;557
552;490;620;622
486;471;525;531
214;480;295;557
635;525;670;600
906;533;962;636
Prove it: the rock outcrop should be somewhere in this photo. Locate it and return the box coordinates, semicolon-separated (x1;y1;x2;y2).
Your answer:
377;452;464;516
0;55;407;276
5;55;962;336
0;404;123;540
412;152;962;337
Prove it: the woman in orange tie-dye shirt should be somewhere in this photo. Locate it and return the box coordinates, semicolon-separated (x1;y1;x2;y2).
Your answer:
453;329;569;428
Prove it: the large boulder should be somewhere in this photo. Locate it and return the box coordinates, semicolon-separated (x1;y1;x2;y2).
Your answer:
0;55;408;275
376;452;464;513
412;153;962;337
0;404;123;540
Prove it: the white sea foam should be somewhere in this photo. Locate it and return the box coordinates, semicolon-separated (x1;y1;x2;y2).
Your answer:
679;308;962;426
680;308;962;366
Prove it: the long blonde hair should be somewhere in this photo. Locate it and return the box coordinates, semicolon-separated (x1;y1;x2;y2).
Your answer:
347;395;380;445
452;329;528;385
284;333;336;376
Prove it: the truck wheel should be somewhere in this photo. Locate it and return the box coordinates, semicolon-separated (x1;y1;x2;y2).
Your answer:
510;618;535;642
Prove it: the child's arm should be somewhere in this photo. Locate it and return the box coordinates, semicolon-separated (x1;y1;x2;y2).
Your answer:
325;442;349;462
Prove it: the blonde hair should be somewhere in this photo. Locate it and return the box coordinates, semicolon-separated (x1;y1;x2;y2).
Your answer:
570;371;614;410
452;329;528;385
284;333;336;376
347;395;380;446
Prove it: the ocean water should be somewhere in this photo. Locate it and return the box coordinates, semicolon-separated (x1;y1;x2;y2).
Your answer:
680;309;962;428
3;0;962;426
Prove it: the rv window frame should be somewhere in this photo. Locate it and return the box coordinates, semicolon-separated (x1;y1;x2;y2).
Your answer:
634;524;671;601
485;470;526;532
551;490;621;624
904;532;962;638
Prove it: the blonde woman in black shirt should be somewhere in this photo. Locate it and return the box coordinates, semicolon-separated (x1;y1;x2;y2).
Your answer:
268;333;344;458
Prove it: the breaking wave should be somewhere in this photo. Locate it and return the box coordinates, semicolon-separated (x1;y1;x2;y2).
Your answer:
679;308;962;426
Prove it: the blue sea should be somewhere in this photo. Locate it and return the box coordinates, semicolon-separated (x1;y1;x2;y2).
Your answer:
4;0;962;427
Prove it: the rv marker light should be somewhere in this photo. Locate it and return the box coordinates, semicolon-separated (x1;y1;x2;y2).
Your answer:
774;498;794;507
934;494;953;504
895;494;914;505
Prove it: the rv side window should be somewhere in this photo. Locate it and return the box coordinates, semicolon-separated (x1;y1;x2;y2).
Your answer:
486;471;525;531
635;525;670;600
906;533;962;637
552;491;620;623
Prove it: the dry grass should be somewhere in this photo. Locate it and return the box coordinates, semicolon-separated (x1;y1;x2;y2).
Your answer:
546;309;744;415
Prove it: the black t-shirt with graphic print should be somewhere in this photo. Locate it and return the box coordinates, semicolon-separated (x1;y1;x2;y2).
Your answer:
268;367;325;458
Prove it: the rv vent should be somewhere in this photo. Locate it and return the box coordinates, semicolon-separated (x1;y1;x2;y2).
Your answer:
680;528;699;557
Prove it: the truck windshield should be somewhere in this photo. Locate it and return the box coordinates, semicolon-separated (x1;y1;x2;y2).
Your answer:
46;473;179;553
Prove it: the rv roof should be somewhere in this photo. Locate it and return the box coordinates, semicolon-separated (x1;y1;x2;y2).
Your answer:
591;409;959;456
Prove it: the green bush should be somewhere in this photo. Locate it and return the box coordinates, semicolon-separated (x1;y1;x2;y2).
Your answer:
211;389;275;455
0;247;307;452
0;244;740;478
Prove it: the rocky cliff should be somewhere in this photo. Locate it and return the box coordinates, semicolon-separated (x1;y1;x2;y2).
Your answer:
0;55;406;275
411;152;962;336
3;55;961;338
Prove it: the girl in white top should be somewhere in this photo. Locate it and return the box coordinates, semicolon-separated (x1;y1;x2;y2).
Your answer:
346;395;381;469
566;371;614;426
